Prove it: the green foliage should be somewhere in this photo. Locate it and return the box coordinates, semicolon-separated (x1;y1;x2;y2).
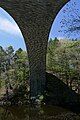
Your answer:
47;38;80;91
0;46;29;98
6;46;14;54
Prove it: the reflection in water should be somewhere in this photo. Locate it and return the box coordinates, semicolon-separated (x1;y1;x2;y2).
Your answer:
0;105;80;120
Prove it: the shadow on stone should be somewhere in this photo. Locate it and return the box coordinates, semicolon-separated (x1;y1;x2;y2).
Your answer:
44;72;80;112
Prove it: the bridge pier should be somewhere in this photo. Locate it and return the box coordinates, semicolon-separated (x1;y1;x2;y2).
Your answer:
0;0;69;98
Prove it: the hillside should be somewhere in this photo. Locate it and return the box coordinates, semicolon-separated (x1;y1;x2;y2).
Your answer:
46;38;80;93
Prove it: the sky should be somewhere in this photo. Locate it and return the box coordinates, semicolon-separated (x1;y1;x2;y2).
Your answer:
0;7;27;51
49;0;80;40
0;0;80;51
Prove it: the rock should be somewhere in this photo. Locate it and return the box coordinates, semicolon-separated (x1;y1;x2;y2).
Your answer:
18;101;23;105
35;99;41;105
0;101;4;106
44;72;80;108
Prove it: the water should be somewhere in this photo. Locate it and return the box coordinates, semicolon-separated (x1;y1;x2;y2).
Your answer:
0;105;80;120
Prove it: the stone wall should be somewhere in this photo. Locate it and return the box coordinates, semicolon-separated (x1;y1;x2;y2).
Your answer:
0;0;69;97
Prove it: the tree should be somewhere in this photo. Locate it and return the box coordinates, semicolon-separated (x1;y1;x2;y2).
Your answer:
47;39;80;92
0;46;30;99
59;1;80;37
46;38;60;72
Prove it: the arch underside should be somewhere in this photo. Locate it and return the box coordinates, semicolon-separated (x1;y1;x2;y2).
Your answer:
0;0;69;97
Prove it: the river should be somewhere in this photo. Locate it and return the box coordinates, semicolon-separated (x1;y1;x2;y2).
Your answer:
0;105;80;120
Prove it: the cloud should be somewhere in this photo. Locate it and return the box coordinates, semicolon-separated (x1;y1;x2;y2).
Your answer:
57;37;64;40
0;17;21;36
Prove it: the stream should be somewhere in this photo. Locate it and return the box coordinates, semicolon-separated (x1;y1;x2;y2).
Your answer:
0;105;80;120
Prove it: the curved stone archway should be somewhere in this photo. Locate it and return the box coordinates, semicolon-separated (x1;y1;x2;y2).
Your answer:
0;0;69;97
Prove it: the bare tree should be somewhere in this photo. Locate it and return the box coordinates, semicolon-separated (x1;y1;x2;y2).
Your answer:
59;1;80;38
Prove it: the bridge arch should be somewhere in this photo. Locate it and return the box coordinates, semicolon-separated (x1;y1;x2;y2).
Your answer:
0;0;69;97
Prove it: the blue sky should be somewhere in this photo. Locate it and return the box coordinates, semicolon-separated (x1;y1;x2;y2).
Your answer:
0;0;79;51
49;0;80;40
0;7;27;51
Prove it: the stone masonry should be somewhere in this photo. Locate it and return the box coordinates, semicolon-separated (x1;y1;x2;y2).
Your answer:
0;0;69;97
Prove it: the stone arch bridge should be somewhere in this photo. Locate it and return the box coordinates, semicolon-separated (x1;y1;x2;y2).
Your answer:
0;0;69;97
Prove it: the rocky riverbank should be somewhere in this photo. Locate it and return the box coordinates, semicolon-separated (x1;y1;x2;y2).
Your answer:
1;72;80;112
